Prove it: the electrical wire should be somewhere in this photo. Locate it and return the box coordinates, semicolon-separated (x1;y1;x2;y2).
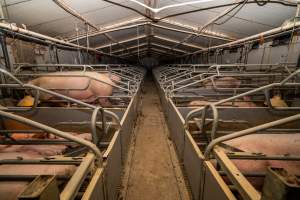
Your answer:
101;0;155;22
158;0;296;21
215;0;248;25
187;1;247;45
2;0;33;7
255;0;270;6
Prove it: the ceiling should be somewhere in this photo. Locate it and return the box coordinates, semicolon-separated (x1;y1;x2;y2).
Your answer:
0;0;298;61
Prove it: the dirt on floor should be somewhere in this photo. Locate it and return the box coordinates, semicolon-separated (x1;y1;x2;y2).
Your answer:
120;75;191;200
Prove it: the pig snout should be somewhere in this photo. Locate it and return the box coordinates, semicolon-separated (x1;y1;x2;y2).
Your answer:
110;74;121;82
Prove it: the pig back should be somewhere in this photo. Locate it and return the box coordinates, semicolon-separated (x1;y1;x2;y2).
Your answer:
27;71;115;101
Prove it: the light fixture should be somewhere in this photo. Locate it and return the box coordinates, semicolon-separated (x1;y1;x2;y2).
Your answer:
128;0;216;14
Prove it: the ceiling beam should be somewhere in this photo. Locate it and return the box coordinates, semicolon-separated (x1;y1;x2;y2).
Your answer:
112;42;148;54
150;47;180;55
123;50;166;59
159;19;236;41
94;34;147;49
151;23;234;43
151;43;189;54
182;16;300;57
114;42;185;56
67;18;235;45
153;35;205;49
101;33;202;55
120;46;178;57
120;47;148;57
52;0;129;52
161;4;241;56
66;17;146;42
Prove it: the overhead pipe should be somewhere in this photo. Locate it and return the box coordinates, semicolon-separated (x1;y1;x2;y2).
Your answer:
128;0;228;14
116;42;189;55
95;34;148;50
66;18;147;42
153;35;205;49
112;42;148;54
183;19;300;57
151;23;234;42
101;34;204;55
100;0;297;22
68;20;234;44
159;0;297;20
119;46;178;57
101;0;154;21
166;0;245;53
162;2;243;57
128;0;296;14
53;0;98;30
53;0;130;54
0;22;122;59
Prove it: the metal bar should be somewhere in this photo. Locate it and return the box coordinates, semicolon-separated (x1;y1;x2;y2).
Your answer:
0;175;70;181
0;22;120;58
214;147;261;200
0;69;122;129
153;35;205;49
0;159;82;165
99;35;147;51
0;140;110;147
204;113;300;158
0;110;103;165
185;70;300;124
226;152;300;161
53;0;130;53
186;18;300;56
67;20;147;42
60;153;95;200
156;20;234;41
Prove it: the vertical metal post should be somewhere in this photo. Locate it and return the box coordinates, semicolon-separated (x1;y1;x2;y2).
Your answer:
54;45;60;64
0;2;5;21
0;32;10;71
296;3;300;17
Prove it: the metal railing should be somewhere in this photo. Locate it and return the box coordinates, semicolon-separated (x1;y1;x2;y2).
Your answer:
185;69;300;140
0;68;122;144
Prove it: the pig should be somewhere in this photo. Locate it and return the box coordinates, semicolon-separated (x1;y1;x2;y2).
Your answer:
102;72;121;83
0;161;76;200
222;134;300;188
203;77;241;89
0;146;77;200
188;96;256;107
22;71;120;107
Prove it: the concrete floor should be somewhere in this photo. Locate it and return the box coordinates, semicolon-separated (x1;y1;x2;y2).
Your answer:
120;75;190;200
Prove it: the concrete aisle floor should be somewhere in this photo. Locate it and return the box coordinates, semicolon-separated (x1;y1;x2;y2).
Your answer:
120;75;191;200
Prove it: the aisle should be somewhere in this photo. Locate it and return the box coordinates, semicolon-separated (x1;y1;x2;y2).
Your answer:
120;75;190;200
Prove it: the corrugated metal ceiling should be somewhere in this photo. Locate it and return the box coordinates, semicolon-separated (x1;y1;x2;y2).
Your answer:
0;0;298;60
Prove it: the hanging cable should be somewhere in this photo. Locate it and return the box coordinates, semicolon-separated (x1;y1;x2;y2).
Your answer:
159;0;295;21
255;0;269;6
215;0;248;25
101;0;154;21
188;1;247;46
